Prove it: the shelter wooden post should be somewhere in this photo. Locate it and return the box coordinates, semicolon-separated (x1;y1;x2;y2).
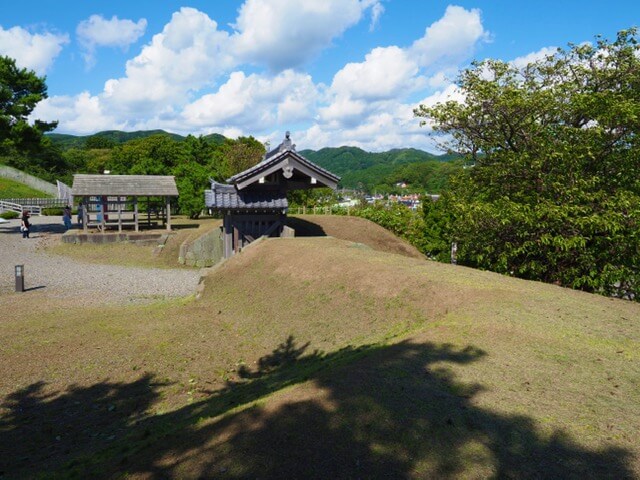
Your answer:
100;197;105;233
134;196;139;232
165;196;171;231
117;200;122;233
82;197;88;233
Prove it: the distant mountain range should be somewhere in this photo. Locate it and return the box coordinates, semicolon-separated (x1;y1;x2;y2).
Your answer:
47;130;460;191
47;129;226;149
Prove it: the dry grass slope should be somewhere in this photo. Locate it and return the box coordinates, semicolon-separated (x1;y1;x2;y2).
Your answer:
0;218;638;479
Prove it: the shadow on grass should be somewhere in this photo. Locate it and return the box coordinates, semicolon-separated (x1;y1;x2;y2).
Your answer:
0;374;167;478
285;217;327;237
1;338;634;479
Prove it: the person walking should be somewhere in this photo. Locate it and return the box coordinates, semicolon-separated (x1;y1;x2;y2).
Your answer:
63;205;73;230
21;210;31;238
77;202;84;227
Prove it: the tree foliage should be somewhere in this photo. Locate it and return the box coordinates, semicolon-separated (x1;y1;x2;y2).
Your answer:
0;56;57;156
415;29;640;298
214;136;265;179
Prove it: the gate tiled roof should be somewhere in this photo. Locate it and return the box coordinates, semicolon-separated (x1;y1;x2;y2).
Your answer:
205;182;288;211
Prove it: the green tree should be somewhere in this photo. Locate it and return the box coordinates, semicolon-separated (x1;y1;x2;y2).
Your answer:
415;29;640;298
85;135;116;149
215;136;265;179
0;56;57;157
108;134;183;175
173;160;209;219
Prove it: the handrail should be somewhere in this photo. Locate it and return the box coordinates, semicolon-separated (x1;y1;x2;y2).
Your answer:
0;200;43;215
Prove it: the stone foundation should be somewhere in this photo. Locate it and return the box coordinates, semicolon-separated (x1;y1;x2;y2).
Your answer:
62;232;170;246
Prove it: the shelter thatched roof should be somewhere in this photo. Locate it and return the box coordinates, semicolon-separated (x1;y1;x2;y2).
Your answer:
72;174;178;196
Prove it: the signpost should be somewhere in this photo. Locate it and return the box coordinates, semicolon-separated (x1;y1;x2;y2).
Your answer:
15;264;24;292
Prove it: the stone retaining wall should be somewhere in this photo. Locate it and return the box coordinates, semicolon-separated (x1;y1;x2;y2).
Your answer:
62;232;169;246
179;227;224;267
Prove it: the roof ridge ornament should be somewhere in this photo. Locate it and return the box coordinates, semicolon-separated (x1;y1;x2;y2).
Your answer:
279;131;295;152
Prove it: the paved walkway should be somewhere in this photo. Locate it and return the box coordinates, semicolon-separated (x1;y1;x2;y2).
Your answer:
0;216;203;305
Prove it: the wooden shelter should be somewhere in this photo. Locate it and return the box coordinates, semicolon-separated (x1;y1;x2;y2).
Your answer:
205;132;340;257
71;174;179;232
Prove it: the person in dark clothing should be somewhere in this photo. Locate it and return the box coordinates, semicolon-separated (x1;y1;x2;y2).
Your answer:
21;211;31;238
63;205;72;230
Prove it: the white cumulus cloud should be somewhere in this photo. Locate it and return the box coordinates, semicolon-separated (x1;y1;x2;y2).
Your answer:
0;25;68;74
330;46;422;101
102;7;233;116
410;5;488;69
182;70;318;131
231;0;382;70
32;92;124;134
317;5;485;146
34;3;487;153
77;14;147;68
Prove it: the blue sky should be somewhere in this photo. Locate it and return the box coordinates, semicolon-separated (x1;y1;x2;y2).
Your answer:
1;1;639;152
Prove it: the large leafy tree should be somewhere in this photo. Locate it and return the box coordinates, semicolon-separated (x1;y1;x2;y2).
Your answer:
214;136;265;179
415;29;640;298
108;134;184;175
0;56;57;156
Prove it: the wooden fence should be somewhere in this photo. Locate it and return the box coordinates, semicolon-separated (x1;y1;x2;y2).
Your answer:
293;206;352;216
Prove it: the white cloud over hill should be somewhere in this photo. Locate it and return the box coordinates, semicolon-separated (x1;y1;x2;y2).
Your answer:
24;1;507;151
0;25;68;74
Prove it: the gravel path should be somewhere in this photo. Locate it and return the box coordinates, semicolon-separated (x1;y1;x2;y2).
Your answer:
0;216;203;305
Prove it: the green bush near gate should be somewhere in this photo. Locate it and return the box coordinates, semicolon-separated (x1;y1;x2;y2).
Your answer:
0;210;19;219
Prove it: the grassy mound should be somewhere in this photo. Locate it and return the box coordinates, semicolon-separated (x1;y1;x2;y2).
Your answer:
0;176;51;198
0;237;638;478
43;215;422;269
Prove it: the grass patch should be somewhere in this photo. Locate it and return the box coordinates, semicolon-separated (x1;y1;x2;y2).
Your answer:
0;176;51;198
1;236;639;478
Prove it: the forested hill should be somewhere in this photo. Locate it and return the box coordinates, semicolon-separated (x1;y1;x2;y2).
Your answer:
44;131;462;192
299;147;437;175
47;130;226;149
300;146;462;191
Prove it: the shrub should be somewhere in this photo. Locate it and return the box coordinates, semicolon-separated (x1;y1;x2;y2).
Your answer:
0;210;19;219
42;207;64;216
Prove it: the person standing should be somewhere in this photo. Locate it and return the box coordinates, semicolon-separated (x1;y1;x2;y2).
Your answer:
77;202;84;227
21;211;31;238
63;205;73;230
